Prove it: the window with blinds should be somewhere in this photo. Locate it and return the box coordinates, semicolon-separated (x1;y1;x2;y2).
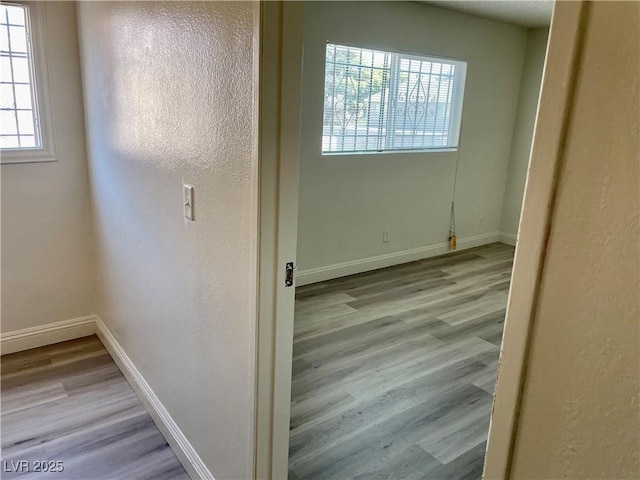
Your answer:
322;43;467;154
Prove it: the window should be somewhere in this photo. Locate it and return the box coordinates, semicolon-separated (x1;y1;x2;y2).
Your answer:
1;2;55;163
322;43;467;154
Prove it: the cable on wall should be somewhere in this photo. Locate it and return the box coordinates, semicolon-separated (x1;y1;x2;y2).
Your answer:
449;120;463;251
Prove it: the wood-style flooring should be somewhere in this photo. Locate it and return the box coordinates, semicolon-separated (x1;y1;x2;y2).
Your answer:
1;336;189;480
289;243;514;480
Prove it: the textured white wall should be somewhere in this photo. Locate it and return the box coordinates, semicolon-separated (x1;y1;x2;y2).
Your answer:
297;1;527;272
510;2;639;477
1;2;95;333
500;28;548;238
77;2;257;478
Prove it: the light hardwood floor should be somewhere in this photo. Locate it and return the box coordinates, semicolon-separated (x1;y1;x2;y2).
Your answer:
289;243;514;480
0;336;189;480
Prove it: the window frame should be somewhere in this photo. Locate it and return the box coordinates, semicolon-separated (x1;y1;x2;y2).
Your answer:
1;1;56;165
321;41;468;156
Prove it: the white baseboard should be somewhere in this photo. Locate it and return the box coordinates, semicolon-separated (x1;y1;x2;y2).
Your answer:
94;316;214;480
499;232;518;246
296;231;501;286
1;315;213;480
0;315;97;355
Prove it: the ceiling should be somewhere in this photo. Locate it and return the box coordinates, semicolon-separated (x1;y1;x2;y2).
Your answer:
423;1;554;28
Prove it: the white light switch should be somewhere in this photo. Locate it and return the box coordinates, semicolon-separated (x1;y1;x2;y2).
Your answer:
183;184;194;221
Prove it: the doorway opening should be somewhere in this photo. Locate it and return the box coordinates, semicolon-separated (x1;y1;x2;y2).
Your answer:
287;2;550;478
255;1;585;479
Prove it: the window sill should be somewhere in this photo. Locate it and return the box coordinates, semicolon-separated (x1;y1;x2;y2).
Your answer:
1;148;57;165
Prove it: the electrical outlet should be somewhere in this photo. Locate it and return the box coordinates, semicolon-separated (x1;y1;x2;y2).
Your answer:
383;230;390;243
479;216;484;227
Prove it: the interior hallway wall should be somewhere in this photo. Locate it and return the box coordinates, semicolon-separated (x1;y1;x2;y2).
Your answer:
500;27;549;240
77;2;257;478
296;1;527;277
1;2;95;333
510;2;639;477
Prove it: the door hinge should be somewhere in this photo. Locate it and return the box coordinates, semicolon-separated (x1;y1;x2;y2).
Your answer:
285;262;295;287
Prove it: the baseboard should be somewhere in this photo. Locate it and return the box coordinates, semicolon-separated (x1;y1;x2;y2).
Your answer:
296;231;501;286
94;316;214;480
0;315;97;355
498;232;518;246
2;315;213;479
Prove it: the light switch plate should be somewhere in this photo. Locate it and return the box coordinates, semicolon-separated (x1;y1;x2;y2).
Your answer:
184;184;194;221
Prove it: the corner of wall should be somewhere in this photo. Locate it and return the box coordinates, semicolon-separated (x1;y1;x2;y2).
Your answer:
499;26;549;238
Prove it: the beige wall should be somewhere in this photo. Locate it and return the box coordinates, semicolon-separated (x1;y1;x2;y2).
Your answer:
77;2;257;478
500;28;548;238
510;2;640;478
296;1;527;274
1;2;95;333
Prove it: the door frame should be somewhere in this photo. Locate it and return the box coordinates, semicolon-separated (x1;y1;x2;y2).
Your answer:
254;2;587;479
483;1;587;478
254;2;304;479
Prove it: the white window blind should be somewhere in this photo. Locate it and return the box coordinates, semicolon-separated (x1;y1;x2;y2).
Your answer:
322;43;467;154
0;3;41;150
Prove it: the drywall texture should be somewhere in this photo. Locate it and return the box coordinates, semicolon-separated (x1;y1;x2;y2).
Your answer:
297;1;527;272
500;28;548;238
1;2;95;333
510;2;640;478
77;2;257;478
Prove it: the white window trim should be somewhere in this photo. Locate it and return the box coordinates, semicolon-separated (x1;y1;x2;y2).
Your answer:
1;1;57;165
